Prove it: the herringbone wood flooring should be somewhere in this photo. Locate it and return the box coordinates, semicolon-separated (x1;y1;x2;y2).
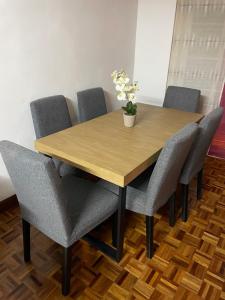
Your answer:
0;157;225;299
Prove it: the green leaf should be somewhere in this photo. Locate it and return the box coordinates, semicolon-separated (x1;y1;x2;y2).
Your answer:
122;101;137;115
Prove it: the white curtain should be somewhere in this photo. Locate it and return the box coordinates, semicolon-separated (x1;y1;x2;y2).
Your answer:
167;0;225;113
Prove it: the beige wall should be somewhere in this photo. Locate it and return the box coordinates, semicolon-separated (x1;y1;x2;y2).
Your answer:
0;0;138;200
133;0;177;106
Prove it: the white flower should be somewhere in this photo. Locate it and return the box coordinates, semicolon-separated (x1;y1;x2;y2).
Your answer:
115;76;129;85
111;70;117;78
117;92;126;101
111;69;139;103
127;93;136;102
123;76;130;84
115;84;125;91
133;82;139;92
123;85;132;92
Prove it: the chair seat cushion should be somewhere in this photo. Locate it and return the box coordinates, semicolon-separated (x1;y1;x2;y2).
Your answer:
97;179;148;216
53;158;78;177
129;166;153;191
62;176;118;244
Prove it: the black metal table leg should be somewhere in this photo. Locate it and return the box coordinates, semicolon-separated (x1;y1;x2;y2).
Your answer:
112;212;118;247
83;185;127;263
146;216;154;258
115;186;126;262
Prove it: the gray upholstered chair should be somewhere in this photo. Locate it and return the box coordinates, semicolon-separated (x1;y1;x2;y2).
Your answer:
180;107;224;221
0;141;118;296
77;87;107;122
30;95;76;177
163;86;201;113
98;123;198;258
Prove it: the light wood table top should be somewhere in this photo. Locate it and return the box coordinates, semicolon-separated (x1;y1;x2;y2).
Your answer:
35;104;202;187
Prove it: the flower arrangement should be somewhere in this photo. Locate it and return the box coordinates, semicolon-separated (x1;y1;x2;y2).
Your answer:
111;70;139;116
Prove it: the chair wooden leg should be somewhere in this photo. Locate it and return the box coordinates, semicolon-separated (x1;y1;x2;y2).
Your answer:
169;193;176;227
146;216;154;258
112;212;118;247
62;246;72;296
22;219;30;262
181;184;189;222
197;168;203;200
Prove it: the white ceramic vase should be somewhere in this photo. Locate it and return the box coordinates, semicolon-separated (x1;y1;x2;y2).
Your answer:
123;113;136;128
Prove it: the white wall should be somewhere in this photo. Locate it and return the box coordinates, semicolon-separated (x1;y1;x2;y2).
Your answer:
133;0;177;106
0;0;138;200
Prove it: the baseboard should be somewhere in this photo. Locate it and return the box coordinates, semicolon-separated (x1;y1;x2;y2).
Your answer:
0;194;18;211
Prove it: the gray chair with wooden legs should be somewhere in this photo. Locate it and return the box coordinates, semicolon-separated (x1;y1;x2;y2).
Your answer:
77;87;107;122
163;86;201;113
0;141;119;296
180;107;224;221
98;123;198;258
30;95;77;177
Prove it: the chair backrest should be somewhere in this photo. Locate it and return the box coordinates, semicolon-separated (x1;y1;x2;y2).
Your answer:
30;95;72;138
146;123;199;215
163;86;200;113
77;87;107;122
0;141;72;247
180;107;224;185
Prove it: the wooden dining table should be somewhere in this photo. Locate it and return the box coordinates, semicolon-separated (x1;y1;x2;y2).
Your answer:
35;103;202;261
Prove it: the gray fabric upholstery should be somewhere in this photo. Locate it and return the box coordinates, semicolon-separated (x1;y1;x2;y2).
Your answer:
62;175;117;241
77;87;107;122
98;180;148;215
98;167;152;196
99;123;198;216
180;107;224;185
0;141;118;247
30;95;72;138
52;158;76;177
145;124;198;215
163;86;200;112
30;95;76;176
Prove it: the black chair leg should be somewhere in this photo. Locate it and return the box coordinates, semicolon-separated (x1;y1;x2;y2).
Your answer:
169;193;176;227
62;246;72;296
146;216;154;258
112;212;118;247
197;168;203;200
22;219;30;262
181;184;189;222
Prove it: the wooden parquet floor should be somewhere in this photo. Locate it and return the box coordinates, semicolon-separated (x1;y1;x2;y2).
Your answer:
0;157;225;299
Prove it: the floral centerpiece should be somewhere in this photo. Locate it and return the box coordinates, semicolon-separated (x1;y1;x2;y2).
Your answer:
111;70;139;127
